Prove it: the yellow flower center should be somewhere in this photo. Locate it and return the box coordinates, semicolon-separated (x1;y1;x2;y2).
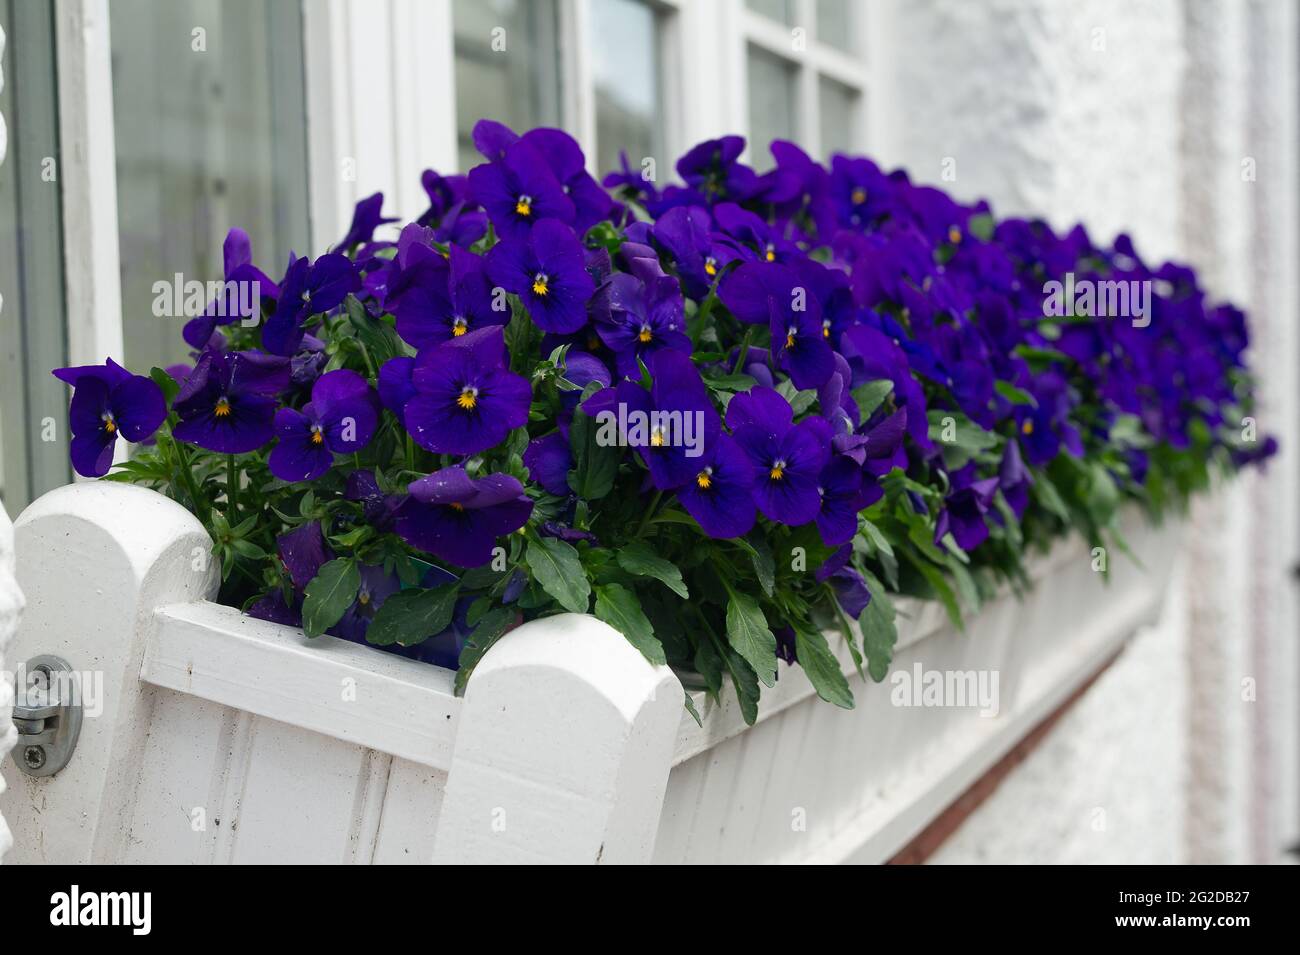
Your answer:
769;459;786;481
310;427;324;445
102;413;117;434
1021;418;1034;436
358;591;370;605
649;428;666;447
452;317;469;336
214;397;232;418
457;386;479;411
851;187;867;205
948;225;962;244
704;257;718;277
638;325;653;343
532;272;549;296
785;326;797;349
515;194;533;216
696;467;713;489
764;244;776;262
449;502;465;511
822;319;832;339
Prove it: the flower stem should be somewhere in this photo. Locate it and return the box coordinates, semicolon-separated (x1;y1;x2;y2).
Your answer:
227;454;239;520
635;489;664;538
732;328;754;375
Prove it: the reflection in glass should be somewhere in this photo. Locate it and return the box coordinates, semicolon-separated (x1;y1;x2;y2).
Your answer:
816;0;855;54
747;46;797;162
591;0;664;178
109;0;310;376
819;76;860;158
453;0;562;172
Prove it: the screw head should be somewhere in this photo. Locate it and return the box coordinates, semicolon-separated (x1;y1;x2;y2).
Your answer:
22;746;46;770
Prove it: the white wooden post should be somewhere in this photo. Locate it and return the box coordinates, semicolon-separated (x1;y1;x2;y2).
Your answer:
0;483;217;863
432;613;683;865
0;501;21;864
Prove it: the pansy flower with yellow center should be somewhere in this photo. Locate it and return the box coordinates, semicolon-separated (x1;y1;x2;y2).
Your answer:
678;434;756;539
728;386;831;526
390;241;504;348
593;267;691;378
397;466;533;567
466;138;574;242
53;358;167;478
485;219;595;334
401;325;531;456
268;369;379;482
171;350;289;454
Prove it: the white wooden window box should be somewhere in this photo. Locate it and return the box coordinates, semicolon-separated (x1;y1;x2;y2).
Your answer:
0;481;1180;864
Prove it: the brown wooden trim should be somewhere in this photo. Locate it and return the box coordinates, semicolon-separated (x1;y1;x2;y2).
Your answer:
887;648;1126;865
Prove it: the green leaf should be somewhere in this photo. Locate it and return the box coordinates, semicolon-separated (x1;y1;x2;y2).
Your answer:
859;573;897;682
149;366;181;404
851;379;894;423
454;605;516;695
718;640;761;726
795;627;854;708
994;379;1037;406
344;293;407;365
302;558;360;637
567;408;619;500
366;584;460;647
615;541;688;599
525;537;591;613
594;583;665;665
743;534;776;596
725;592;777;687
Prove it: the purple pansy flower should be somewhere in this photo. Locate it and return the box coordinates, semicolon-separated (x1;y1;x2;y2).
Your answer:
934;464;1001;552
397;466;534;567
172;350;288;453
468;138;574;241
338;192;398;250
54;358;167;477
389;243;504;348
675;135;760;204
402;325;531;456
594;266;690;378
679;432;756;539
815;456;866;547
268;369;380;481
727;387;831;526
182;228;280;349
524;432;573;496
486;219;595;334
332;564;402;643
277;520;334;590
263;252;362;356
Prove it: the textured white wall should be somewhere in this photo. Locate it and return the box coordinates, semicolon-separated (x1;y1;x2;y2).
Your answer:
888;0;1300;864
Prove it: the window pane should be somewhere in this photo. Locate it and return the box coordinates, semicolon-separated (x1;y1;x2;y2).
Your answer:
591;0;663;178
747;46;797;159
816;0;855;54
110;0;310;377
819;76;860;158
0;0;70;515
454;0;562;172
747;0;793;26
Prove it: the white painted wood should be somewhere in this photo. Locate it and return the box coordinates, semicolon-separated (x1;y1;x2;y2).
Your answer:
0;482;217;863
2;483;1181;864
143;601;462;770
0;17;17;865
432;612;684;864
52;0;124;368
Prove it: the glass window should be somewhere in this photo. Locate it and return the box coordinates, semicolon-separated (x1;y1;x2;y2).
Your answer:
453;0;562;173
109;0;311;377
747;46;797;161
747;0;794;26
590;0;664;179
0;0;70;515
819;76;860;158
816;0;855;54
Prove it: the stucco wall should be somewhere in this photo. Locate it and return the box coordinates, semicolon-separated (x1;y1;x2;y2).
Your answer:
889;0;1300;865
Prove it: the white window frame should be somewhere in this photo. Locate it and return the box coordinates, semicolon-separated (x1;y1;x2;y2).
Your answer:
51;0;895;374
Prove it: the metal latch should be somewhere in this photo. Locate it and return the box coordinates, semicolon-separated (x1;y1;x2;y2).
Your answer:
10;655;82;777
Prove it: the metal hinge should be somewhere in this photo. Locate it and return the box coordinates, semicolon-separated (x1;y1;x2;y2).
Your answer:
10;655;82;777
